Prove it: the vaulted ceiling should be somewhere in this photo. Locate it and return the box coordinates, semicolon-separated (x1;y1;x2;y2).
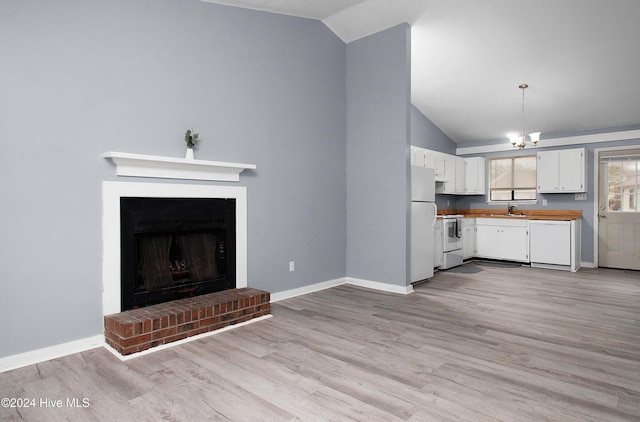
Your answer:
202;0;640;145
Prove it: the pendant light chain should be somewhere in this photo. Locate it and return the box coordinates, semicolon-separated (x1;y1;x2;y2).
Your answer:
520;83;526;144
508;83;539;149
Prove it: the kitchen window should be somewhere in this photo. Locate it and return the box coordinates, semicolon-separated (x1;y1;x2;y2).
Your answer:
489;155;537;201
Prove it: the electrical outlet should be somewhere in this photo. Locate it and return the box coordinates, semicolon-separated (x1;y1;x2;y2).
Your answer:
575;193;587;200
289;261;295;272
542;199;548;206
447;200;450;206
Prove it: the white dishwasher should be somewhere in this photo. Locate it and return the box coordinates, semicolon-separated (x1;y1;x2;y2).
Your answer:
529;220;571;267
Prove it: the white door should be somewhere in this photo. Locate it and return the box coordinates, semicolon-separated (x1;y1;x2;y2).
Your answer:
598;149;640;270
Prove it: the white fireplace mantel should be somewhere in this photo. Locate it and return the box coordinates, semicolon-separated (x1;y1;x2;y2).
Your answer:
103;151;256;182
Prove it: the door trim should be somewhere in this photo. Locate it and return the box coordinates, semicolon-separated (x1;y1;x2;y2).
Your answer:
593;144;640;267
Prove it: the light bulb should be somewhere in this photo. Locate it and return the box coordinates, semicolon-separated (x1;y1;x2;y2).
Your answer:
529;132;541;144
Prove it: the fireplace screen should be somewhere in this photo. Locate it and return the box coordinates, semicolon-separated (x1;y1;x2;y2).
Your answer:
137;231;225;290
121;197;235;310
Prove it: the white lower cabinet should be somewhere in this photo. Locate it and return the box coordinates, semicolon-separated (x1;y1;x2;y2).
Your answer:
529;219;581;272
462;218;476;260
434;219;442;268
456;216;579;271
475;218;529;262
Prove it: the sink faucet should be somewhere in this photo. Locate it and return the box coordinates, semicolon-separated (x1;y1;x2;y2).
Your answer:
507;203;518;215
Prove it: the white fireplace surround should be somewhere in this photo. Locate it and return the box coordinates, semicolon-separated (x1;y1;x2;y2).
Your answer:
102;181;248;316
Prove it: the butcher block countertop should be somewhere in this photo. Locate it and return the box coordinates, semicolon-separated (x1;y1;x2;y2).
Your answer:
438;209;582;221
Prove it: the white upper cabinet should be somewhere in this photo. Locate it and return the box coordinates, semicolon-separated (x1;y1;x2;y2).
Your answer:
411;146;426;167
437;154;464;194
424;149;446;181
411;147;445;181
464;157;486;195
455;156;465;194
411;146;486;196
537;148;586;193
434;152;447;181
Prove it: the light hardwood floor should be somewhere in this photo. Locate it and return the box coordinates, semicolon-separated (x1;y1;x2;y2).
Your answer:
1;264;639;421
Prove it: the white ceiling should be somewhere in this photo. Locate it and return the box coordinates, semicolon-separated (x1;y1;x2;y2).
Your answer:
202;0;640;145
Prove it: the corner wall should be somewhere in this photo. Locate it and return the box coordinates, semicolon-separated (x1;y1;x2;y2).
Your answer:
346;24;412;289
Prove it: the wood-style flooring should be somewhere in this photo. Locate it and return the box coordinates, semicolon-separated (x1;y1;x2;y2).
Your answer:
1;263;639;421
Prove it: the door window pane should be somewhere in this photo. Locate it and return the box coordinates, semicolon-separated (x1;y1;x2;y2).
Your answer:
606;158;640;212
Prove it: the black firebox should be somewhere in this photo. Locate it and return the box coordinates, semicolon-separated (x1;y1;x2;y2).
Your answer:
120;197;236;311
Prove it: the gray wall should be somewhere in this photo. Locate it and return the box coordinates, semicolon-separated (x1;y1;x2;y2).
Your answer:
0;0;347;358
457;136;640;264
411;105;457;210
346;24;412;288
411;105;457;155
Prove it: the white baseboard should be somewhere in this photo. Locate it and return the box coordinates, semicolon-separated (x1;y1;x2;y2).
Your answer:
271;277;347;302
531;261;595;271
346;277;414;294
531;262;571;272
271;276;413;303
0;335;104;373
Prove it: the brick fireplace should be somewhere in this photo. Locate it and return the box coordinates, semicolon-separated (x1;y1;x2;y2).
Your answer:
102;180;268;356
104;288;270;355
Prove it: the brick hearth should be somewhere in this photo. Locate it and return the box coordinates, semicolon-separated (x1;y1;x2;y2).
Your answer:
104;288;270;356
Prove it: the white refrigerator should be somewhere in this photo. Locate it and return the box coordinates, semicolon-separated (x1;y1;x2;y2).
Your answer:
410;165;437;283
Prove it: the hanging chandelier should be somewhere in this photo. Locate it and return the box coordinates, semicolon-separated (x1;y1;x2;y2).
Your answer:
508;83;541;149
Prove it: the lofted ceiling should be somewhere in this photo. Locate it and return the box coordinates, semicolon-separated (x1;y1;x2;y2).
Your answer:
201;0;640;145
